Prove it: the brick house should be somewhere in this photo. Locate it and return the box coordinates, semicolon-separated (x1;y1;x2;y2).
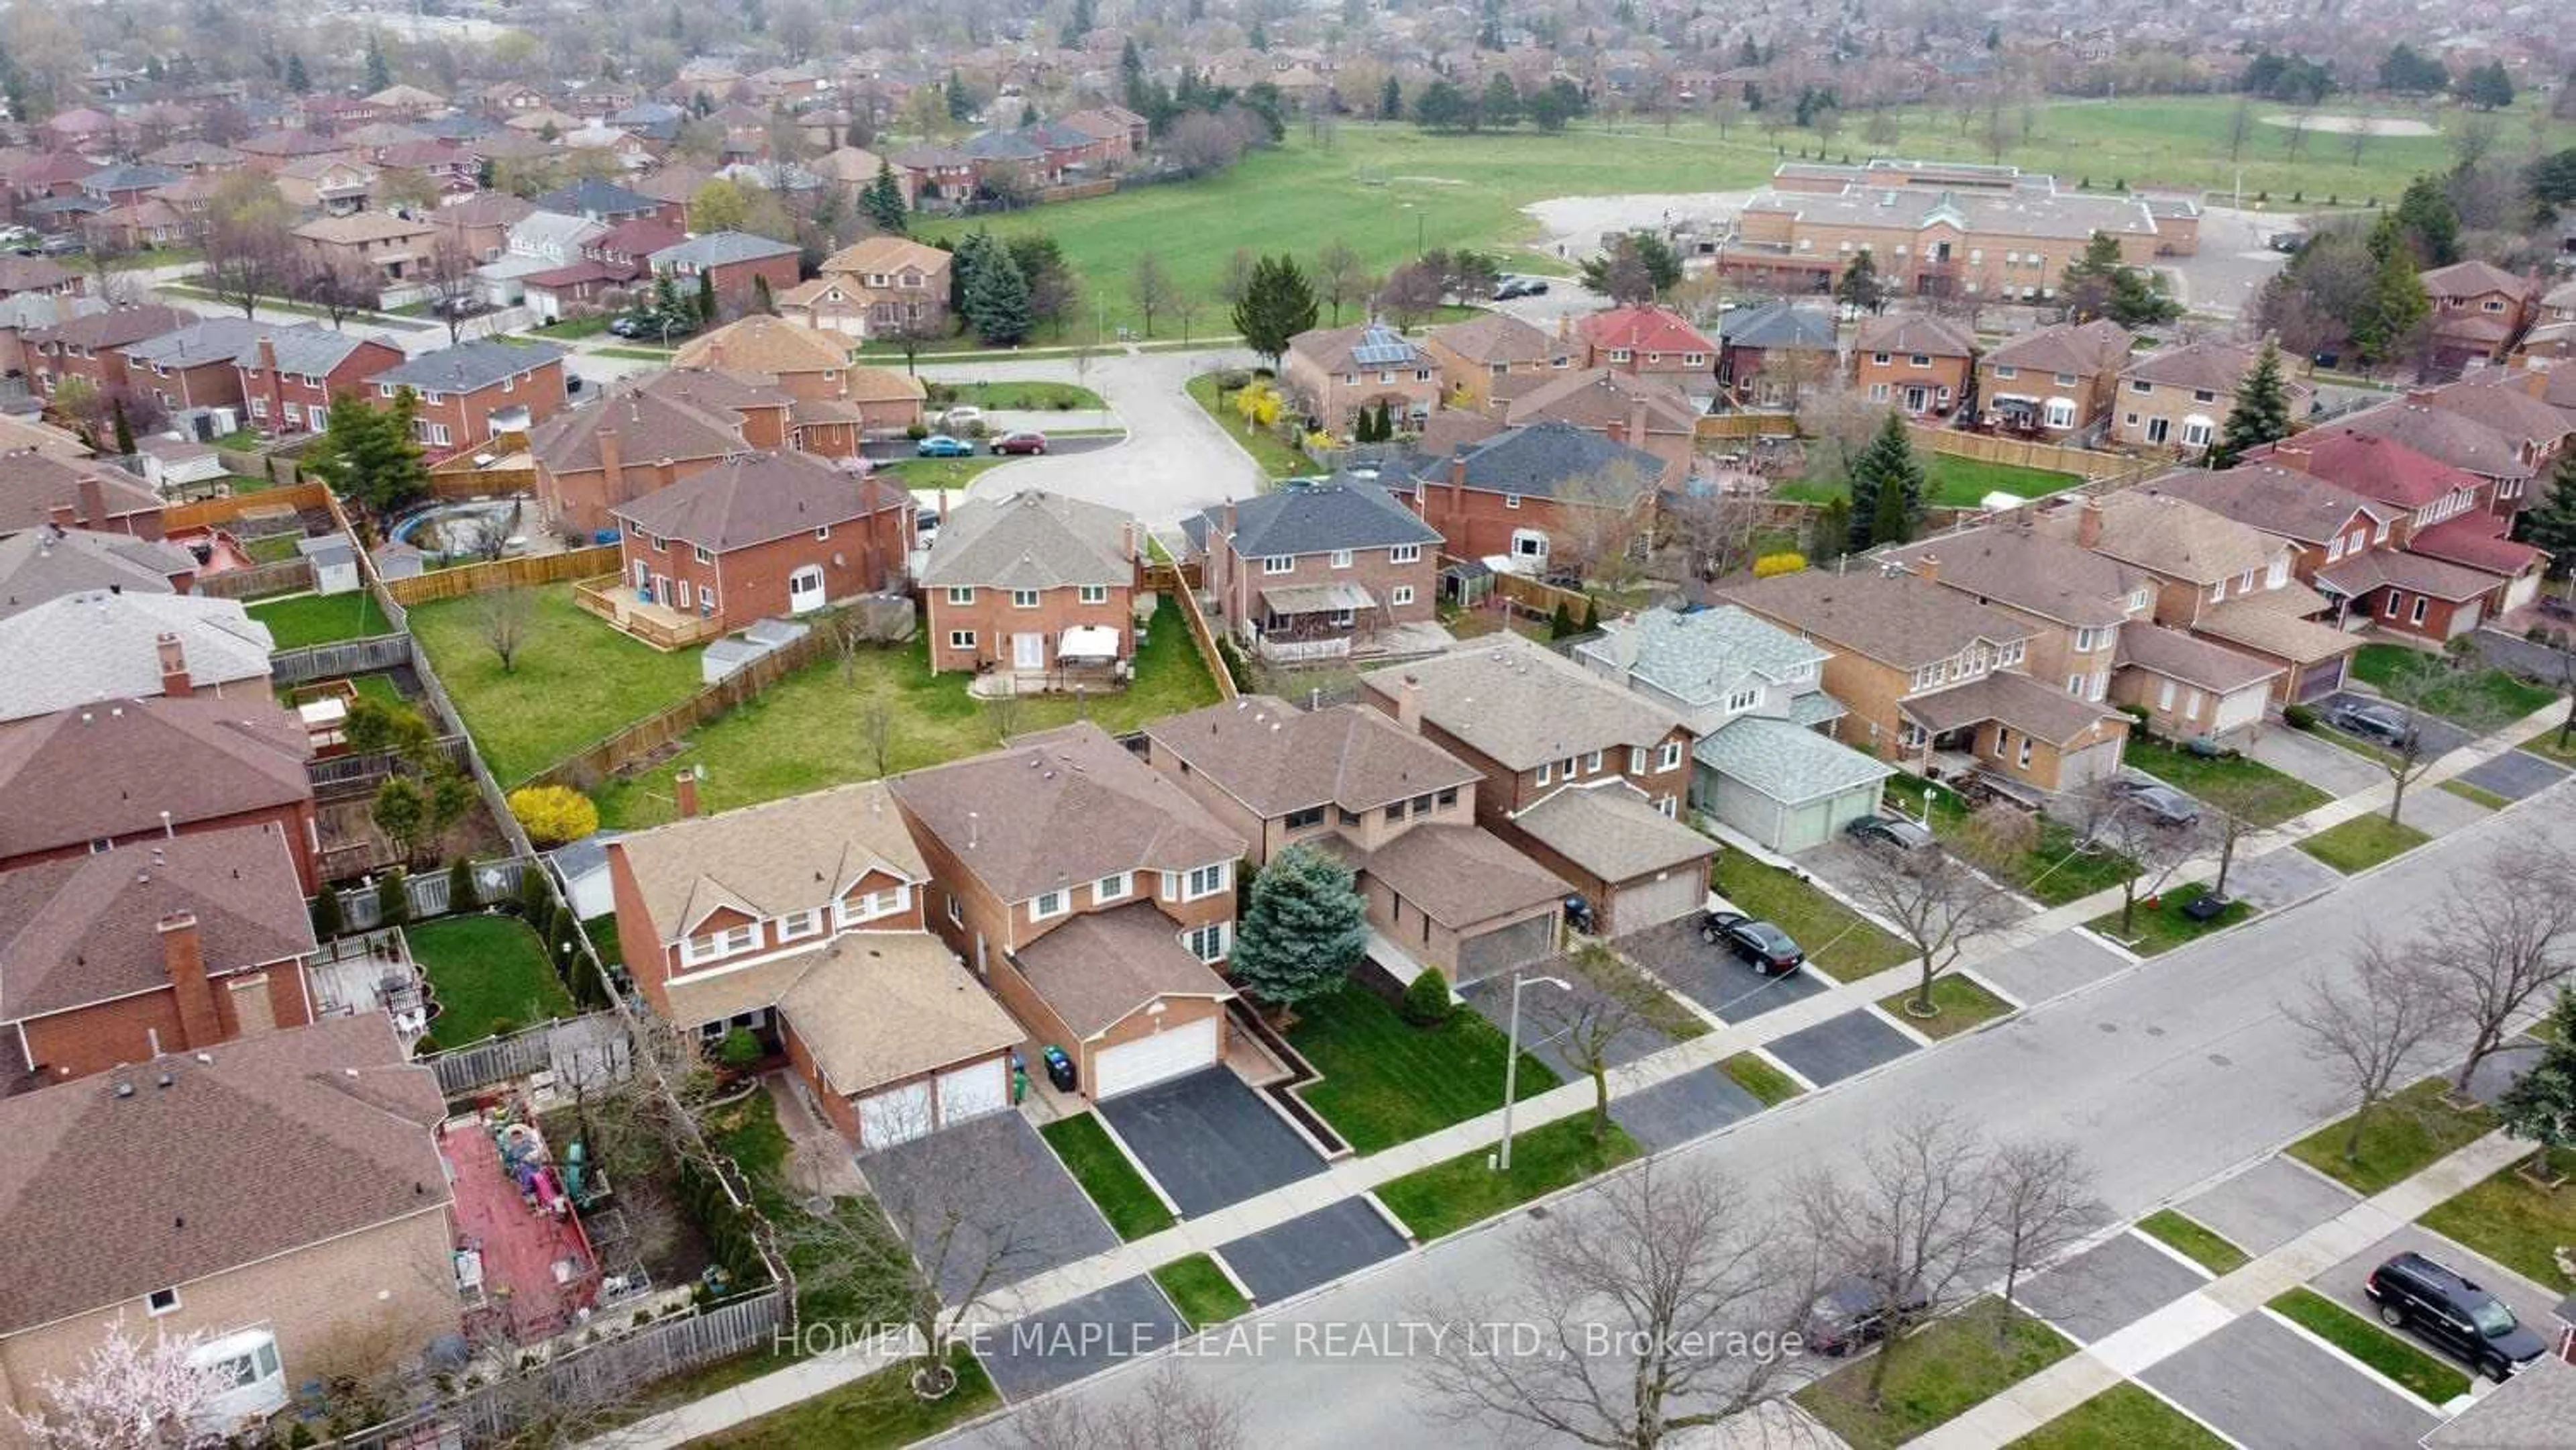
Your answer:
1976;319;2133;437
1576;304;1719;400
0;1016;457;1445
1851;311;1976;418
0;822;316;1089
607;452;912;633
890;722;1247;1101
647;231;803;318
2110;623;2289;745
0;451;164;539
920;489;1143;680
2112;340;2310;454
271;155;377;215
2418;260;2535;372
2256;426;2550;619
0;255;80;302
670;316;865;407
428;191;537;265
1061;106;1149;164
1382;421;1664;576
1282;321;1444;435
0;594;274;723
796;236;953;339
1357;640;1713;936
1481;368;1702;487
234;327;407;438
1181;476;1442;665
366;339;570;458
290;211;440;288
1144;697;1570;982
120;317;264;415
606;780;1022;1149
1714;299;1839;409
1419;312;1576;409
22;303;193;407
531;177;661;224
531;370;780;535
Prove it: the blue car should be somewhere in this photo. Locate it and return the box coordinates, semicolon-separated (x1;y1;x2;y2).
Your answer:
916;433;973;458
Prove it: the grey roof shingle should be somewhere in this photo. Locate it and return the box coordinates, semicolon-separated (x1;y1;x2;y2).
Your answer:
1197;477;1440;560
1144;696;1481;816
1695;714;1893;806
1576;605;1828;711
918;488;1135;591
608;780;926;935
1721;568;2033;670
1391;421;1664;502
0;592;274;723
1883;525;2147;629
0;692;310;859
1717;299;1837;351
233;324;386;378
0;525;194;621
1513;783;1713;882
370;338;565;395
1360;636;1685;770
530;176;658;217
649;230;801;270
121;317;268;370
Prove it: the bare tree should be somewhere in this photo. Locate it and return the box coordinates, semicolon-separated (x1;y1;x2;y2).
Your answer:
984;689;1024;743
2347;650;2506;827
2282;936;2457;1167
1373;260;1446;329
1173;286;1202;345
1797;1110;1998;1410
1549;456;1660;597
1007;1362;1248;1449
2068;786;2208;939
299;256;380;331
1413;1159;1812;1447
1984;1137;2101;1337
1796;383;1886;482
476;585;536;672
2419;844;2576;1098
419;234;486;344
884;311;947;376
1131;252;1178;340
1215;247;1258;310
859;697;895;778
1538;955;1641;1149
199;180;297;319
2202;771;2313;900
1839;841;2018;1021
1312;238;1373;326
2226;93;2255;162
78;240;148;307
1660;486;1762;582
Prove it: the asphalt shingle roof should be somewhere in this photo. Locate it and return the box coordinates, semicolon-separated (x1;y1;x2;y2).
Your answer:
1360;636;1684;770
1694;714;1892;806
1198;478;1440;560
1396;421;1664;501
649;230;800;270
0;592;273;723
918;489;1134;591
370;338;565;395
1577;605;1827;711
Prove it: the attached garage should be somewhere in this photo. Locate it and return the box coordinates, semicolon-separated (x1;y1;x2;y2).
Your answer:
2054;737;2124;792
936;1057;1012;1125
1606;867;1705;937
858;1080;936;1148
1092;1015;1222;1100
1511;783;1718;938
1006;902;1240;1102
1455;914;1560;982
1694;716;1894;855
1348;821;1572;985
771;932;1027;1153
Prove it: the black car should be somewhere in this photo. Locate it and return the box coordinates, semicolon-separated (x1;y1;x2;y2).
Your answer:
2326;698;2417;750
2365;1251;2547;1382
1845;813;1936;853
1703;910;1804;976
1807;1276;1930;1357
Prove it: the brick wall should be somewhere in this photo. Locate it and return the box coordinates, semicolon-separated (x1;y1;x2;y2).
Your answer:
239;340;404;436
924;582;1133;673
0;799;321;895
1205;540;1436;636
616;503;909;633
15;954;317;1085
1854;350;1970;415
401;358;569;458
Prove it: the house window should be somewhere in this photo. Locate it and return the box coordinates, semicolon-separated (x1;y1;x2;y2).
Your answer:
949;629;975;649
2068;674;2085;695
1656;741;1683;772
947;893;963;926
947;586;974;605
2238;568;2256;594
2181;419;2212;449
1725;686;1760;712
147;1288;180;1316
2017;735;2033;768
2045;399;2076;429
1011;588;1040;608
1438;787;1458;808
1584;749;1604;773
1184;921;1231;962
1511;529;1547;559
1093;871;1129;902
1330;548;1352;569
1031;889;1069;921
2209;579;2226;603
2383;591;2404;619
1387;798;1408;822
1873;352;1892;366
1284;805;1326;831
1263;555;1294;574
1995;365;2018;380
2131;380;2153;395
779;909;822;941
1391;585;1415;606
2158;678;2176;711
2267;556;2288;588
693;546;713;564
1390;543;1421;564
1078;584;1109;605
814;525;830;541
1182;862;1228;900
2074;627;2102;653
1909;354;1931;368
1868;382;1890;402
1503;494;1522;509
2412;595;2430;625
1536;760;1553;786
2326;535;2345;562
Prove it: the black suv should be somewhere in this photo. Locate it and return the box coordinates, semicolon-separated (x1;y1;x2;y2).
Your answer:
2363;1251;2546;1382
2326;699;2416;750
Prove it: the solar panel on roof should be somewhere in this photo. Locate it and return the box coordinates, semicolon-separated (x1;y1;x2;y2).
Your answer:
1350;327;1415;366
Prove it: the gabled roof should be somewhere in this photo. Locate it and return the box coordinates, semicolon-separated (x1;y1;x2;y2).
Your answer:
1695;713;1894;806
650;229;800;270
1289;320;1422;373
292;211;434;246
2326;402;2535;482
672;315;851;376
2118;338;2264;395
0;592;272;723
1395;420;1664;503
1144;696;1481;817
1497;367;1702;435
22;303;194;352
2419;259;2530;302
1009;901;1234;1039
1719;567;2033;670
1197;477;1440;560
369;338;564;395
2269;427;2483;509
1513;780;1713;881
80;162;181;193
433;191;537;228
2425;374;2575;450
822;235;952;276
2316;546;2498;603
889;722;1246;903
2114;623;2285;693
2141;464;2394;547
1578;304;1716;357
120;317;266;370
1717;298;1836;351
0;692;308;860
529;371;763;474
1360;636;1685;770
2407;512;2544;578
1884;524;2146;629
1852;311;1976;358
610;451;906;553
1897;669;2126;746
0;254;76;293
0;452;161;534
2057;490;2279;585
234;325;390;378
1423;311;1565;366
918;488;1134;591
776;933;1022;1092
0;1014;445;1337
1576;605;1828;708
610;779;928;935
0;524;194;620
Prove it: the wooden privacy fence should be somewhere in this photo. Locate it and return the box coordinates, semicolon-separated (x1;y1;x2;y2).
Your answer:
1695;411;1802;441
1904;423;2133;480
429;466;537;500
162;480;333;533
192;557;316;599
384;544;622;605
270;631;416;684
423;1010;632;1097
526;626;839;789
1169;574;1239;701
309;735;473;800
331;856;533;931
1491;570;1593;621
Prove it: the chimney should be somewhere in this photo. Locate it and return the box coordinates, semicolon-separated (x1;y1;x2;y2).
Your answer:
77;472;106;528
48;501;74;527
1555;313;1572;343
1393;674;1423;732
1627;397;1650;449
674;769;699;819
938;487;951;521
2404;386;2440;405
160;913;221;1051
1448;452;1466;515
1916;553;1940;586
1122;518;1140;562
2076;498;2104;550
596;426;625;503
256;335;278;378
156;632;191;696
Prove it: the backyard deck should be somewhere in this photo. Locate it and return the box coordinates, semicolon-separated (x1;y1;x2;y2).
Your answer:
441;1116;600;1344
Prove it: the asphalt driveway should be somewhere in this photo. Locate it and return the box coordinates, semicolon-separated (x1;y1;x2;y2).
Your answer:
2457;747;2570;802
2176;1156;2357;1259
2142;1311;2440;1449
861;1110;1120;1298
1762;1008;1918;1087
1460;962;1682;1080
1619;919;1827;1024
1970;930;2129;1006
2310;1225;2563;1361
977;1275;1187;1402
1214;1197;1408;1304
2316;690;2475;760
1095;1068;1324;1218
1611;1067;1764;1152
2222;847;2345;913
2021;1230;2204;1343
2247;725;2386;798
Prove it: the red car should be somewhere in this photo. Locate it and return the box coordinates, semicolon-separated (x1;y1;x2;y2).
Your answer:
990;431;1049;456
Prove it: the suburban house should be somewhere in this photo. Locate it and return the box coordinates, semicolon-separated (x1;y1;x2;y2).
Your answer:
647;231;803;318
0;1016;457;1443
367;339;570;457
890;722;1248;1102
530;176;660;223
530;370;786;535
604;452;913;635
0;821;316;1088
0;690;319;890
1483;368;1703;486
606;781;1022;1150
1714;299;1839;409
1382;421;1665;576
1182;475;1442;666
1360;639;1715;937
1721;565;2129;798
1282;321;1444;435
1976;319;2134;439
2112;340;2308;454
234;328;407;438
0;254;79;301
0;593;272;723
1851;312;1977;418
920;489;1142;682
1575;605;1895;853
429;191;537;264
121;317;264;415
22;303;194;406
477;211;610;307
0;524;196;621
1144;697;1570;982
0;451;163;539
289;211;439;288
1881;523;2154;712
2257;427;2550;621
1419;313;1576;408
669;315;895;415
794;236;952;338
1576;305;1719;402
2417;373;2575;478
2418;260;2535;371
271;155;376;214
2111;623;2289;745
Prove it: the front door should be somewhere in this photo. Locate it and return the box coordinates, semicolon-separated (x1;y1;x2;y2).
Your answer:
1012;632;1045;670
788;565;826;614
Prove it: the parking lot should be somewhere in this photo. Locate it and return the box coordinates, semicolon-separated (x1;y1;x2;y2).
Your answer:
1620;918;1829;1023
2142;1311;2440;1449
861;1111;1119;1298
1214;1197;1409;1304
1095;1068;1325;1217
1762;1008;1919;1086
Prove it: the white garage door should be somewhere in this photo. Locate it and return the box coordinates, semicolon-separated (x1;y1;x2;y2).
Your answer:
1091;1015;1220;1100
857;1080;934;1150
935;1057;1010;1127
1610;867;1705;936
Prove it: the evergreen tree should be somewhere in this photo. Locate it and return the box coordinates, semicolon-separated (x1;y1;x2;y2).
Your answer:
365;34;392;93
309;392;431;526
1835;250;1884;314
111;400;133;457
310;884;344;941
946;69;973;123
2455;60;2514;111
1228;846;1366;1011
2517;450;2576;572
1068;0;1095;41
696;269;718;324
1232;254;1321;366
1121;38;1150;114
284;53;310;95
446;857;478;913
2353;223;2431;365
862;159;910;233
1845;411;1926;550
375;867;410;927
1413;80;1470;130
2212;340;2293;466
2494;992;2576;1179
2393;176;2462;266
1380;75;1402;120
1481;73;1521;128
963;246;1033;344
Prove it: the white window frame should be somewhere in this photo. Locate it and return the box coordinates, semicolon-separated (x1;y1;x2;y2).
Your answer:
1656;741;1683;772
1262;555;1294;574
1077;584;1109;605
948;629;975;649
1724;686;1760;713
946;586;975;605
1536;760;1554;786
1503;493;1523;509
1181;861;1229;901
1390;584;1415;606
147;1287;181;1316
1093;871;1129;904
1010;588;1040;609
778;909;823;942
1389;543;1421;564
1584;749;1604;773
1183;921;1231;962
1030;889;1069;921
1330;548;1353;569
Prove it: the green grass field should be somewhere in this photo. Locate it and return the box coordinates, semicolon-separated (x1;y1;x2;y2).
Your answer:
692;1346;994;1450
1152;1254;1251;1329
247;591;398;649
2121;738;2330;826
1796;1299;2075;1450
1377;1116;1640;1240
2269;1288;2471;1404
1721;1051;1805;1106
1188;373;1314;478
2298;814;2432;874
2088;882;2259;956
1877;975;2015;1039
2288;1078;2494;1196
1287;982;1558;1154
408;583;708;786
1709;852;1913;982
410;913;574;1049
1778;453;2078;509
2352;643;2561;726
1039;1114;1173;1240
2419;1162;2576;1292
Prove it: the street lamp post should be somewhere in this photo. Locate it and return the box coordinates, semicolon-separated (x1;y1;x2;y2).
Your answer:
1497;970;1571;1172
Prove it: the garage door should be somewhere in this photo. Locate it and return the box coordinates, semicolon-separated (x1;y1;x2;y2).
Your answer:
857;1080;934;1151
2057;739;2123;792
1609;867;1704;937
1456;913;1560;983
1092;1015;1220;1099
935;1057;1010;1127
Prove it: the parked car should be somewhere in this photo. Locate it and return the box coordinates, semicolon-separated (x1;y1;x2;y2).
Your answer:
37;234;84;256
938;405;985;430
990;430;1049;455
1807;1277;1930;1357
2326;698;2416;750
915;512;941;545
2365;1251;2547;1382
1845;813;1936;853
2107;775;2202;827
1702;910;1805;976
916;433;975;458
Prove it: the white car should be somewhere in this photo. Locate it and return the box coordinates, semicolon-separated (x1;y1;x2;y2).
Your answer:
939;405;985;429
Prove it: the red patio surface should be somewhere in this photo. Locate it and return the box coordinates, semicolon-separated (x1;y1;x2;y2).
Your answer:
440;1119;598;1343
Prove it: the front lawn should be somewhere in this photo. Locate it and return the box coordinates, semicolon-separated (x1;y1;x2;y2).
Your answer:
691;1345;996;1450
1152;1253;1250;1328
1038;1114;1174;1241
589;605;1222;828
2352;643;2559;725
1187;372;1313;479
529;313;614;339
1794;1298;2076;1450
1376;1115;1640;1241
1880;775;2135;904
408;583;708;786
2122;737;2330;825
2286;1078;2495;1196
2086;882;2258;956
246;591;398;649
1721;1051;1805;1106
410;913;575;1049
2521;723;2576;766
1289;982;1558;1155
2298;815;2432;875
937;380;1108;411
2009;1384;2226;1450
1709;853;1912;983
2137;1209;2249;1275
875;454;1014;491
2268;1288;2471;1404
1567;943;1710;1041
1875;975;2015;1039
2418;1163;2576;1294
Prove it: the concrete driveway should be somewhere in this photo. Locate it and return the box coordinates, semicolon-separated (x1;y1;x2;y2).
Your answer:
2143;1310;2441;1448
859;1110;1120;1298
1762;1008;1919;1087
1214;1197;1408;1304
977;1276;1187;1402
2247;725;2385;798
2021;1231;2205;1343
2176;1155;2357;1259
1094;1068;1324;1217
2310;1225;2564;1364
1618;918;1827;1023
1611;1067;1764;1151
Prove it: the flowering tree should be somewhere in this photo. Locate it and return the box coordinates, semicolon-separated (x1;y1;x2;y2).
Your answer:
8;1322;232;1449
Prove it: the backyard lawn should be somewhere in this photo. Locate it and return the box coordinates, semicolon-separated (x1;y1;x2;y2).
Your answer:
2121;738;2329;826
2351;643;2559;726
410;913;574;1049
2009;1384;2225;1450
2418;1163;2576;1293
1152;1254;1250;1329
1038;1113;1174;1241
1721;1051;1804;1106
408;583;709;786
1288;982;1558;1154
2298;814;2431;874
2137;1209;2249;1276
2086;882;2258;956
1377;1115;1640;1241
1187;373;1313;479
1875;975;2014;1039
2268;1288;2471;1404
2287;1078;2494;1196
246;591;397;650
1795;1299;2074;1450
1709;853;1912;982
1779;453;2080;509
243;533;303;564
590;605;1222;828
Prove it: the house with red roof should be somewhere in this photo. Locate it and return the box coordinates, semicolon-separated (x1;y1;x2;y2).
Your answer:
1575;305;1718;399
2255;428;2549;622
